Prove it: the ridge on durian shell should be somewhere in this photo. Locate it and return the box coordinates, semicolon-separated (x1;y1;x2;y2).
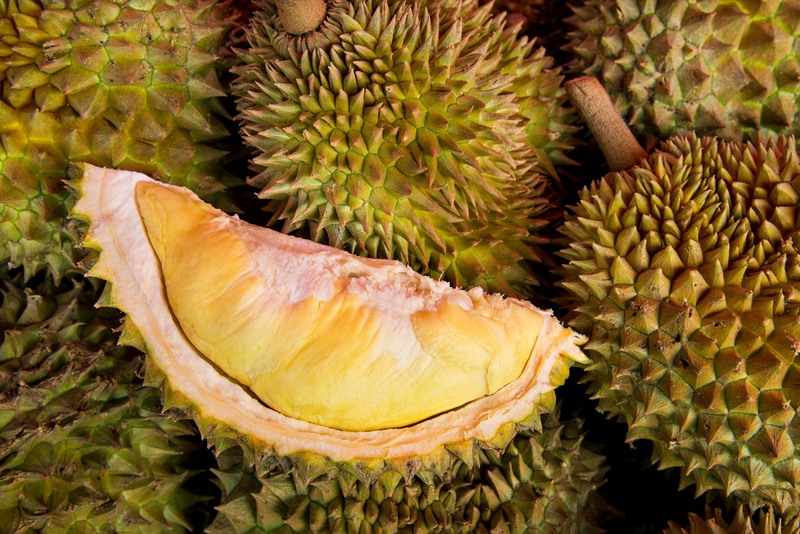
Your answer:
233;0;578;298
73;164;588;486
558;133;800;517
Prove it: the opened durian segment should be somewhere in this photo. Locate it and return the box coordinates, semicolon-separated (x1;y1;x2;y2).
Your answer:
135;182;545;431
76;165;586;461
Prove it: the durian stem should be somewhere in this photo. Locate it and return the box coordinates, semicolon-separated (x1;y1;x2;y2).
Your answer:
566;76;647;172
275;0;326;35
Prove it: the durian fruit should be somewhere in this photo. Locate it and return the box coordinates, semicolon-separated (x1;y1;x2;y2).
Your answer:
0;386;214;533
0;267;215;532
73;163;587;486
233;0;578;298
565;0;800;141
207;405;610;533
0;266;136;448
558;77;800;517
0;0;235;284
665;505;800;534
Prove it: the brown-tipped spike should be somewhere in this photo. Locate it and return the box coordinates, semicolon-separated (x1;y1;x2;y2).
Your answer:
275;0;326;35
566;76;648;171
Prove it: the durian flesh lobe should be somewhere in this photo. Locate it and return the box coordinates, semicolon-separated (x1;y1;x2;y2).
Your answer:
136;180;544;431
75;164;587;473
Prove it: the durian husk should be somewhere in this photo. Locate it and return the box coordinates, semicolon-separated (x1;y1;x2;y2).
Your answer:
0;386;214;533
0;265;135;450
0;266;214;532
564;0;800;141
207;405;611;533
234;0;578;298
0;0;237;285
73;164;588;485
558;133;800;517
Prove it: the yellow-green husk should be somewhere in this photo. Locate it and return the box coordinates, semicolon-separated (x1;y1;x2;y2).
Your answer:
559;134;800;516
234;0;578;297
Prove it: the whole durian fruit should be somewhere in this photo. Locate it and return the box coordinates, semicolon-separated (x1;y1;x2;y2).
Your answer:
0;0;235;284
0;267;215;532
207;406;610;533
233;0;578;298
558;77;800;518
565;0;800;141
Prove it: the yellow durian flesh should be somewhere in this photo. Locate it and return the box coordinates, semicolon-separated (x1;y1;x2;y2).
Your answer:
135;181;544;431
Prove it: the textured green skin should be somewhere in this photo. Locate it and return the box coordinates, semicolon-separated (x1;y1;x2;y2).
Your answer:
566;0;800;141
559;135;800;517
0;387;212;534
666;504;800;534
0;0;235;284
206;407;609;534
0;267;136;451
0;268;214;532
234;0;577;298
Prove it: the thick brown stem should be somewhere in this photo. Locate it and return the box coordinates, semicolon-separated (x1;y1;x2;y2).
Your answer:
566;76;648;172
275;0;326;35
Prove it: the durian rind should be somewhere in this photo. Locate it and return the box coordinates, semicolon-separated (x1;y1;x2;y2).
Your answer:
0;0;236;284
234;0;577;297
207;405;610;533
558;133;800;516
0;386;212;533
565;0;800;141
74;164;587;484
0;266;212;532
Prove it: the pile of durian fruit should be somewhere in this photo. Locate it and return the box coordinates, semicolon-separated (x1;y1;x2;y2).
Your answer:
4;0;800;532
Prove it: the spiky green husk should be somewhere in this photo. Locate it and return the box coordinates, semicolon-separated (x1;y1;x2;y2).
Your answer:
234;0;577;298
0;266;138;447
0;267;215;532
665;504;800;534
206;407;609;533
0;386;213;533
0;0;235;283
565;0;800;141
558;134;800;516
